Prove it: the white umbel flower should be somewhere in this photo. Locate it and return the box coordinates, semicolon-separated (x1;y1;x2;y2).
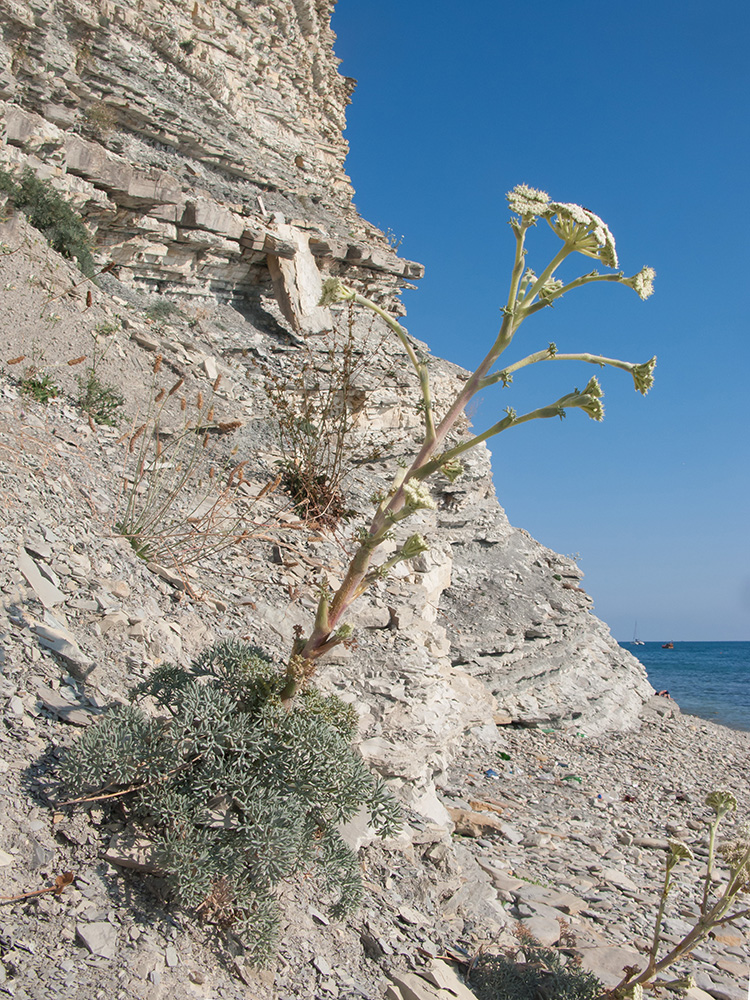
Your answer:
549;201;619;269
506;184;552;218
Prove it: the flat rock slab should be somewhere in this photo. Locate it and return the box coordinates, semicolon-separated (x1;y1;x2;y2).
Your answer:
520;913;560;947
104;830;162;873
18;546;66;607
35;683;96;726
387;959;478;1000
31;620;95;678
76;920;118;959
514;882;586;914
576;945;643;989
597;866;639;892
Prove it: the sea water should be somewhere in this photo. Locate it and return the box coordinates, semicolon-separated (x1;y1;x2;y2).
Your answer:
618;641;750;733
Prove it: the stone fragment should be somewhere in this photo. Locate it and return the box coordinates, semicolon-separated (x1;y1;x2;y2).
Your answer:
447;807;504;838
18;547;66;607
35;683;95;725
597;867;639;892
632;836;669;850
31;621;95;678
103;830;162;873
397;905;427;926
514;883;586;914
421;959;481;999
0;850;14;867
99;611;129;633
520;913;560;947
146;562;186;590
165;946;179;968
576;946;643;988
76;920;118;959
312;956;332;977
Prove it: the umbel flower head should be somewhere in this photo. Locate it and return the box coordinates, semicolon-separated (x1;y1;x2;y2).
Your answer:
623;265;656;300
631;356;657;395
399;533;429;560
718;824;750;887
706;790;738;819
506;184;552;219
548;200;619;269
667;838;695;864
319;277;356;307
402;480;437;512
578;376;605;421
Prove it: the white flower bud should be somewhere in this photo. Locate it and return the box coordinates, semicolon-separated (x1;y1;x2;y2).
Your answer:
402;481;437;511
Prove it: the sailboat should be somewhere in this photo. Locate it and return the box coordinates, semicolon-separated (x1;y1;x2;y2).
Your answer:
632;622;645;645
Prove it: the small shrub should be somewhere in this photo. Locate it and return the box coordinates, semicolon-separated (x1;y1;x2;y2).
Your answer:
78;369;125;425
59;640;400;963
278;459;355;528
115;357;266;570
77;101;117;140
20;370;60;403
0;166;95;276
469;927;603;1000
77;320;125;426
145;299;183;323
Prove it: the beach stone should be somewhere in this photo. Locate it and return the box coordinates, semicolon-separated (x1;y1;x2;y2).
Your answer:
514;883;586;914
520;913;560;947
576;946;643;988
76;921;118;959
597;867;639;892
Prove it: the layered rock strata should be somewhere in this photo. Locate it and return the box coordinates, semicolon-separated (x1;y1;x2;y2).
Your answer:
0;0;422;312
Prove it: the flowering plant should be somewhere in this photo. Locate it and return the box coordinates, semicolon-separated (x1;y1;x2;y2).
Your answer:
284;185;657;696
601;790;750;999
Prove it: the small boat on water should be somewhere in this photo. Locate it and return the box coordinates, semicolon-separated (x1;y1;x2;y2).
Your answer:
662;642;674;649
632;622;645;646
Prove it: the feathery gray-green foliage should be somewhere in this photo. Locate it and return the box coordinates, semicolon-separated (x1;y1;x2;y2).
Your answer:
468;931;603;1000
60;640;400;963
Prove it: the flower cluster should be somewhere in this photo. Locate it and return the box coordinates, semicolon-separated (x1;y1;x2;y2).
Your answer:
506;184;620;269
706;790;738;819
718;824;750;887
549;201;619;269
666;838;695;872
578;376;605;421
399;533;429;560
506;183;551;218
630;356;657;395
318;277;356;307
624;265;657;301
402;480;437;512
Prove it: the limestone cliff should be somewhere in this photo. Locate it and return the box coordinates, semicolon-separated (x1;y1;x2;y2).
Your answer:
0;0;653;753
0;0;421;311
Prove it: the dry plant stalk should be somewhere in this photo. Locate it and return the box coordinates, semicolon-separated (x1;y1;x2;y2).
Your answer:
116;361;289;575
256;302;396;528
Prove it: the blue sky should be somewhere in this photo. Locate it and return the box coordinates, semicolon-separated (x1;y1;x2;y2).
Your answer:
331;0;749;642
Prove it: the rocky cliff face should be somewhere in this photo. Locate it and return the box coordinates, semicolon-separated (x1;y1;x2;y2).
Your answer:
0;0;653;762
0;0;421;311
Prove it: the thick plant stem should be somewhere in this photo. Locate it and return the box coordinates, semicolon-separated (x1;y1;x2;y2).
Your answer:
290;194;656;677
